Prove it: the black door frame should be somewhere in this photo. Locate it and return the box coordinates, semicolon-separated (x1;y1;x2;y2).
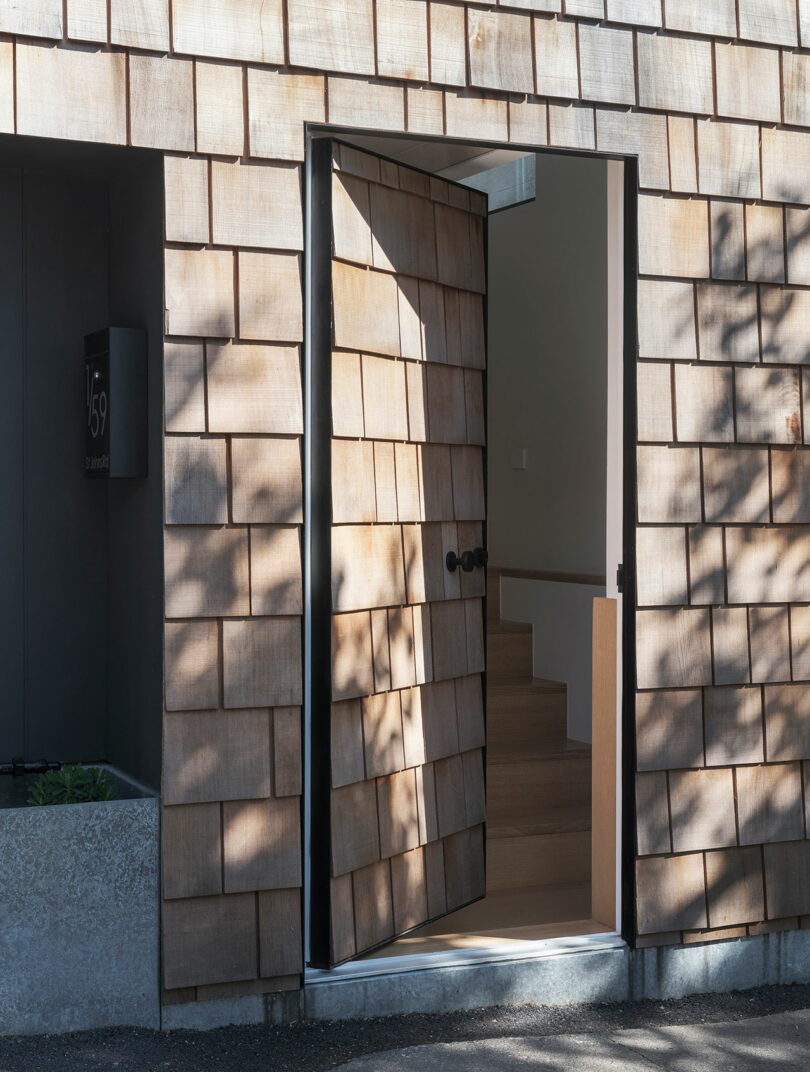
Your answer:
303;128;639;970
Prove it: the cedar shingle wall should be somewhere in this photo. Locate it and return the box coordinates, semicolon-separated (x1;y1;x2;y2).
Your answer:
6;0;810;998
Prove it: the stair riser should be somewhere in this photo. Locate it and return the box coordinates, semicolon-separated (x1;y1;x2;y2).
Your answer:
487;633;533;678
487;724;569;761
487;757;592;819
487;830;591;891
487;690;566;712
487;693;567;726
487;794;592;827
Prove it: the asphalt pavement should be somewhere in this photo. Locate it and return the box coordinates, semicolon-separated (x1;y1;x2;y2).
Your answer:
2;984;810;1071
335;1008;810;1070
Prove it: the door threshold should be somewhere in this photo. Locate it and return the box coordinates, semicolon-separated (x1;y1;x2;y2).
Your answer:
306;930;625;984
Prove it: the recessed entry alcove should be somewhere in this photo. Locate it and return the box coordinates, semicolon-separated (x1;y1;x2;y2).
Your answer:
0;135;164;790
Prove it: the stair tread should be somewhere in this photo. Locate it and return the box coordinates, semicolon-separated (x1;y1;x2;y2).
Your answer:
488;676;566;692
488;740;592;763
488;803;591;839
481;881;591;908
488;619;532;635
394;882;595;944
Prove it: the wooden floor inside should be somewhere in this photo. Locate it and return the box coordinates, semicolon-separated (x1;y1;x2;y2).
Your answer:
363;885;607;957
363;571;604;961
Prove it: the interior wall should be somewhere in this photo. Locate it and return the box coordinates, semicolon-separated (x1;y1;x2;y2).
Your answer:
501;577;606;742
487;153;609;742
0;168;24;761
487;152;608;576
0;136;162;787
106;154;165;790
0;164;111;764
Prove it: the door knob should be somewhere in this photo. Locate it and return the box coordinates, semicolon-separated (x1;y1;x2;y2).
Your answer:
446;550;472;572
470;547;488;568
446;547;488;573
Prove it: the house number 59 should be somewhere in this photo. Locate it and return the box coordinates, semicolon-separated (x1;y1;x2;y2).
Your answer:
86;367;108;440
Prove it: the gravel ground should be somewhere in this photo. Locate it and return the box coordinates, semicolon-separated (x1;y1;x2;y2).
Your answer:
1;985;810;1072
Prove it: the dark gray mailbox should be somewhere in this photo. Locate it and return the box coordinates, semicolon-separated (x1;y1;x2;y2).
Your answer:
84;327;147;478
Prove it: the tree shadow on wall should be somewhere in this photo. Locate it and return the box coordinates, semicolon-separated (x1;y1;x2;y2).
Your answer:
636;202;810;941
316;157;489;960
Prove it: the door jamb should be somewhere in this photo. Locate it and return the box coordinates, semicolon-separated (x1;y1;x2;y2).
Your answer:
303;136;334;969
603;158;626;935
620;156;639;947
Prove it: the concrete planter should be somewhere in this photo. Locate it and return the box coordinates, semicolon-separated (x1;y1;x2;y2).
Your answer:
0;768;159;1035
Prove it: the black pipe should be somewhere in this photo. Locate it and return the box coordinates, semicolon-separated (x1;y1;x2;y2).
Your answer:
0;759;60;777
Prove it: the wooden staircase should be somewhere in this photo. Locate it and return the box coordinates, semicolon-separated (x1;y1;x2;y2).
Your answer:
484;569;592;913
375;569;597;952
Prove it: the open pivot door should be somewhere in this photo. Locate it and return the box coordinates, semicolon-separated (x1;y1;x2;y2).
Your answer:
308;139;489;968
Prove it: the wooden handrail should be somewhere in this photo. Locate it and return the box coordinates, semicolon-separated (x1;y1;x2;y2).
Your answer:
490;565;607;587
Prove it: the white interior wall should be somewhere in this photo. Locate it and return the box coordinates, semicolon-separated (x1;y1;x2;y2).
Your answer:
487;153;609;742
500;577;607;742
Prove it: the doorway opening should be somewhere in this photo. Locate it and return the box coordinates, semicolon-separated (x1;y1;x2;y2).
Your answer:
305;132;629;973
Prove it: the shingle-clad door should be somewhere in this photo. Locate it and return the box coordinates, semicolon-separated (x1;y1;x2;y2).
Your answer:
309;139;488;967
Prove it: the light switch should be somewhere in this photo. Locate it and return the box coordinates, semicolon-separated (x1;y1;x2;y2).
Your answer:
510;447;527;470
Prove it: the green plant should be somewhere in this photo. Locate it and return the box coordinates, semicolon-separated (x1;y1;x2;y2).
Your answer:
26;765;118;807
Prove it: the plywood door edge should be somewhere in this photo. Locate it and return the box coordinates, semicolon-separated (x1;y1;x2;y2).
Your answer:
591;596;617;929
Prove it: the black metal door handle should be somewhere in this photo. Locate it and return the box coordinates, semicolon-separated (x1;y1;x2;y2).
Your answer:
471;547;488;568
446;550;472;572
446;547;488;573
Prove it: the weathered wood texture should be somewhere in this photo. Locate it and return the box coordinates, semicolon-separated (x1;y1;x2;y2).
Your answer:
147;0;810;975
150;0;810;973
634;164;810;940
327;142;486;963
5;0;808;996
634;151;810;940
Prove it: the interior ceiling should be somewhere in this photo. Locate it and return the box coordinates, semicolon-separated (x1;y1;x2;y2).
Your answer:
329;131;532;180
